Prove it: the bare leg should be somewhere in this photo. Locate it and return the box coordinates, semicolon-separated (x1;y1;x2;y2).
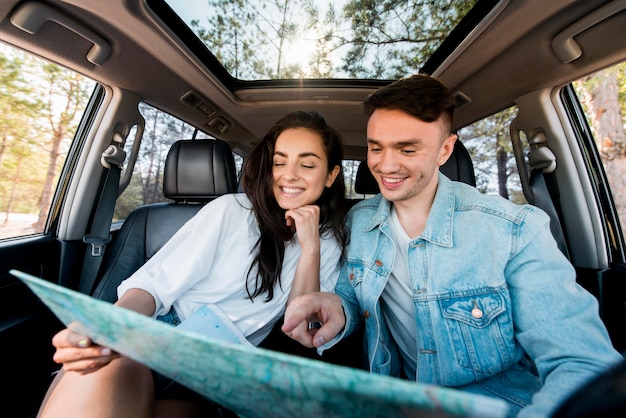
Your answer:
38;357;154;418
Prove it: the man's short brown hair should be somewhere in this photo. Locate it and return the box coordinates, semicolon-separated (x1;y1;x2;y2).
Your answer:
364;74;456;133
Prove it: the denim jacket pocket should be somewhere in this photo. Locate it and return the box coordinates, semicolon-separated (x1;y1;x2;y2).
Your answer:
346;265;365;287
439;289;516;378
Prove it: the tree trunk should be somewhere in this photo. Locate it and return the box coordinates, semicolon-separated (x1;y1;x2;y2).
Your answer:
496;137;509;200
35;128;64;231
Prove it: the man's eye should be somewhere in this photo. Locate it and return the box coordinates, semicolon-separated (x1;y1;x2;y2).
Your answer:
301;164;315;169
402;149;417;155
369;147;381;153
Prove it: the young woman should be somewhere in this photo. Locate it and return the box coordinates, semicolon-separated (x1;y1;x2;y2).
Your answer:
38;111;347;418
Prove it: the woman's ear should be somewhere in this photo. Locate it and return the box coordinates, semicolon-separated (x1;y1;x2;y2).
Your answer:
325;165;341;187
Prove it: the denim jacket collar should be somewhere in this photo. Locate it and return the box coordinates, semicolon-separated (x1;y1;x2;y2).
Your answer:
365;173;454;248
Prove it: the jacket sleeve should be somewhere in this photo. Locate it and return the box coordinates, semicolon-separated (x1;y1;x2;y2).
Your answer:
317;212;364;354
506;206;623;417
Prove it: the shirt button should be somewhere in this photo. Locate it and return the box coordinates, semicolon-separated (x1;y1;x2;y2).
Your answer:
471;308;483;319
364;310;370;319
375;260;383;267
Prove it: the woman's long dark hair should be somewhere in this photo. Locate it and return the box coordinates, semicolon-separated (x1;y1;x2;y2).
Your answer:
240;111;347;301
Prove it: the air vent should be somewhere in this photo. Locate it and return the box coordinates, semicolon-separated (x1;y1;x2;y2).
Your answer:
180;91;217;117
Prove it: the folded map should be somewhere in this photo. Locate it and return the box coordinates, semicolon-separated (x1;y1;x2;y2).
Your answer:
11;269;509;418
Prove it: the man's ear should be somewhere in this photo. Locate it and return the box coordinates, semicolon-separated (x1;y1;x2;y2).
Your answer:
437;134;458;167
325;165;341;187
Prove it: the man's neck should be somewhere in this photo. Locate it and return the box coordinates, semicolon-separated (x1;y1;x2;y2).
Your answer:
391;188;437;239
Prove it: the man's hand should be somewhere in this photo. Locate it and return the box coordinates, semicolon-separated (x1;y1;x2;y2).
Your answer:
282;292;346;348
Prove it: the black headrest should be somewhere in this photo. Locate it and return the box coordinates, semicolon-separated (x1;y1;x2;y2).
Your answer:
440;140;476;187
355;161;380;195
163;139;238;202
354;140;476;195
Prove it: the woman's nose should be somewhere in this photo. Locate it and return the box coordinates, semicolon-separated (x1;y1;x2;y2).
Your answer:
283;163;299;180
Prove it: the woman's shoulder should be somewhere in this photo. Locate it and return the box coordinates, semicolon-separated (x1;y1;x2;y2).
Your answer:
196;193;253;218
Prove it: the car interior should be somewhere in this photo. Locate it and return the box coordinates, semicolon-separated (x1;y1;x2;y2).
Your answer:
0;0;625;416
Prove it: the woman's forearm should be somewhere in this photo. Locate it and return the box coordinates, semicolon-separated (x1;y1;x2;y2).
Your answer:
287;245;321;305
114;288;157;316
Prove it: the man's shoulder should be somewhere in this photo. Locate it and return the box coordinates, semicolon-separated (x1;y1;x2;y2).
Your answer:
451;181;542;225
347;194;382;215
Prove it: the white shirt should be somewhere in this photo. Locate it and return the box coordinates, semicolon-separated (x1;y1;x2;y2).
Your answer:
118;193;341;346
381;206;418;379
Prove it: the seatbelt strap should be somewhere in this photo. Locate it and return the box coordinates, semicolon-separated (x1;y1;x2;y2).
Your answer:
79;134;126;294
527;144;570;258
529;169;570;258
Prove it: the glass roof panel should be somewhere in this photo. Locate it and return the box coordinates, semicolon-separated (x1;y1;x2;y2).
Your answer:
158;0;486;82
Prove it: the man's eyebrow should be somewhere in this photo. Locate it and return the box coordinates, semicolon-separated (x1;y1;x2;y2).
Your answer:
367;138;422;147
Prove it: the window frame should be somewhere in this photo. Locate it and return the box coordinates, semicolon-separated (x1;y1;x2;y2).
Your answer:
561;84;625;264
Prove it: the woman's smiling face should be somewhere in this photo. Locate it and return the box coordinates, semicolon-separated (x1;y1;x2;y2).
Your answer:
272;128;339;210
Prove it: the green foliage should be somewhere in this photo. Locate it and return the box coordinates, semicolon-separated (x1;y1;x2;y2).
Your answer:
0;45;94;223
188;0;477;80
341;0;478;78
458;107;523;202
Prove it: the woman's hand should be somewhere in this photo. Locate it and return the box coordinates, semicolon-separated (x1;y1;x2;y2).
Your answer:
49;289;153;375
51;327;120;375
285;205;320;251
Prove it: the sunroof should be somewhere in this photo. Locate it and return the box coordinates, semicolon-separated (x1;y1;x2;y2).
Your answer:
153;0;492;84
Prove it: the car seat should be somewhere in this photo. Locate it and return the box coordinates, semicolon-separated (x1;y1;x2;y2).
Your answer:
91;139;238;303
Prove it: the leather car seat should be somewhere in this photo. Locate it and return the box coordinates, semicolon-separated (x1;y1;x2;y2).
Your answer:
91;139;237;302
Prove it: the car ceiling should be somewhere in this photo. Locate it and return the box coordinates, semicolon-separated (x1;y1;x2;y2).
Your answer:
0;0;624;160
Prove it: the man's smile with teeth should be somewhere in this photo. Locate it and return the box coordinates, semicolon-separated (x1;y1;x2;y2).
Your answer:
383;177;403;184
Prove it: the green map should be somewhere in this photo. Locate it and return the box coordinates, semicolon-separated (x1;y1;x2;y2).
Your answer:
12;269;509;418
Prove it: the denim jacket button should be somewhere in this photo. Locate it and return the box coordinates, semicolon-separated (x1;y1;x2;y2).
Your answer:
364;310;370;319
375;260;383;266
349;273;354;281
471;308;483;319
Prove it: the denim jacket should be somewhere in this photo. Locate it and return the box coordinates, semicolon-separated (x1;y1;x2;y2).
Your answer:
329;174;622;417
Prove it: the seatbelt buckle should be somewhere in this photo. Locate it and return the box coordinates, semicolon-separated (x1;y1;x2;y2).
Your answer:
83;234;112;257
101;144;126;169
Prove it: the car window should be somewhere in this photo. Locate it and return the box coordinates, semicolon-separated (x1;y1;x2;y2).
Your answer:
0;42;97;240
458;106;528;204
572;62;626;234
343;159;364;199
113;102;243;222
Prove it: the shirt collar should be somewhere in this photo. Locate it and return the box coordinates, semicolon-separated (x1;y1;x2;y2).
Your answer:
421;173;454;247
369;172;455;247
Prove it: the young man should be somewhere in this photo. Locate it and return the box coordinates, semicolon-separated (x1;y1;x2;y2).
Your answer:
282;74;623;417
